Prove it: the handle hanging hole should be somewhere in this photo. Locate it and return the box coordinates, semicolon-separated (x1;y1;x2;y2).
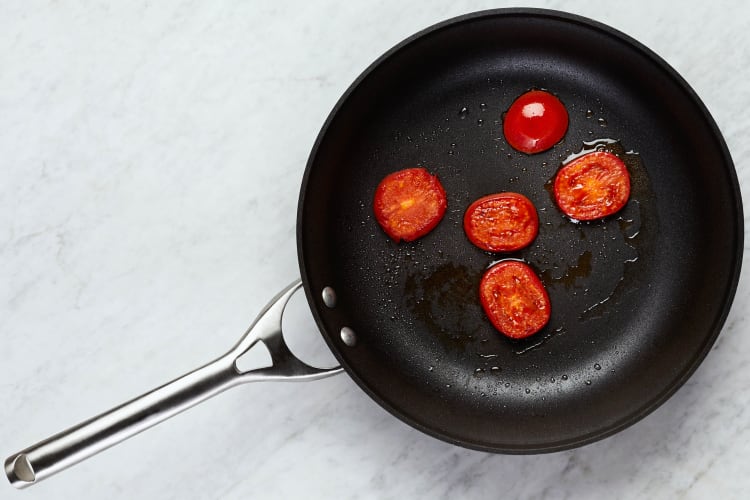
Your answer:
234;341;273;373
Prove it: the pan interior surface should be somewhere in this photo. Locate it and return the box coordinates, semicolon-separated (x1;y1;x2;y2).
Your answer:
297;10;742;452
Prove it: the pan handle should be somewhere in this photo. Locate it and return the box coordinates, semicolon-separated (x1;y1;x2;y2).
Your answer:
4;280;342;489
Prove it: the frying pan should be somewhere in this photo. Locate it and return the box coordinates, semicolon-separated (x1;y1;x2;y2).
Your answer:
5;8;742;488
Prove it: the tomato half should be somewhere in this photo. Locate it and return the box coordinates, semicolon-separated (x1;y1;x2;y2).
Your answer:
479;260;551;339
553;151;631;221
463;192;539;252
373;167;447;242
503;90;569;154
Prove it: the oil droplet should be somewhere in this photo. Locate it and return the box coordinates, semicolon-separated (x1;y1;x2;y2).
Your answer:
539;251;592;290
446;384;451;388
585;380;592;385
505;382;511;388
562;374;568;380
598;117;607;127
458;107;469;118
477;118;484;126
585;109;594;118
474;368;484;374
594;363;601;370
428;366;434;371
525;388;531;394
550;377;556;383
490;366;501;373
480;103;488;111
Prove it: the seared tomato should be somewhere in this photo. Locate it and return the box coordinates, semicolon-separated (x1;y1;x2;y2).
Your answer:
463;192;538;252
479;260;551;339
554;151;630;221
373;167;447;242
503;90;568;154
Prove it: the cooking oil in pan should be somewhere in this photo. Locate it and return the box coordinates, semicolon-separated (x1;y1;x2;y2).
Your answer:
539;251;593;289
404;262;484;350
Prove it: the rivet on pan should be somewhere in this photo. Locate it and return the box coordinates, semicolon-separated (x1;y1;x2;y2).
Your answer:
340;327;356;347
322;287;337;308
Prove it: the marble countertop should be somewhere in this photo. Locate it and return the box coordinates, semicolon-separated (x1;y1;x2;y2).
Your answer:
2;1;748;498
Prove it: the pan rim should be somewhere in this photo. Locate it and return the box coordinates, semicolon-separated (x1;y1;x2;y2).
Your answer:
296;7;743;453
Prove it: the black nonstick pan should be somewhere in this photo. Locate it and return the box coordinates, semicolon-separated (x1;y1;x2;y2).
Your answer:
297;8;742;451
5;8;742;488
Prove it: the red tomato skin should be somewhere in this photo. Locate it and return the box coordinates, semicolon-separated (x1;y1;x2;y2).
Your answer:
463;192;539;252
479;260;551;339
553;151;631;221
373;168;447;242
503;90;569;154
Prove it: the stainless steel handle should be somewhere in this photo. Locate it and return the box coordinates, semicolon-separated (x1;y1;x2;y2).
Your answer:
4;280;342;489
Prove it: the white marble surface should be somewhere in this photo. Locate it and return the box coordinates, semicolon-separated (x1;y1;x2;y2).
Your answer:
1;1;748;498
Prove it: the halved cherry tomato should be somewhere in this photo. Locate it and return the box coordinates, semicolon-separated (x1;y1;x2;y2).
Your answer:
503;90;568;154
553;151;630;221
463;192;538;252
373;167;447;242
479;260;551;339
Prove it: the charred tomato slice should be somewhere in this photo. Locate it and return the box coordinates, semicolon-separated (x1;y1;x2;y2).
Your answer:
479;260;551;339
373;167;447;242
464;192;539;252
554;151;631;221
